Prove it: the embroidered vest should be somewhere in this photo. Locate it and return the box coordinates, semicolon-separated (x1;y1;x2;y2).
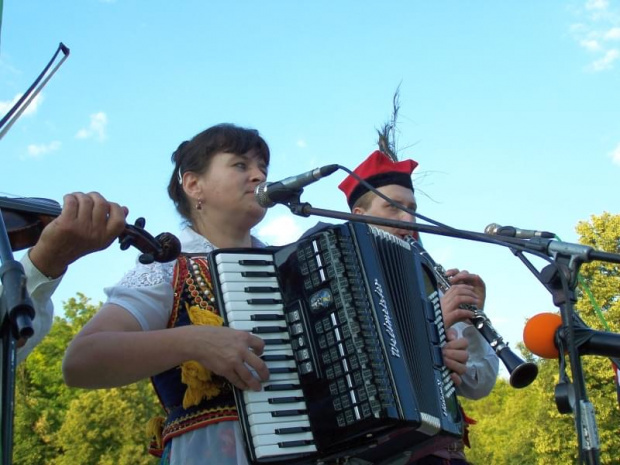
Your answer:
147;255;237;456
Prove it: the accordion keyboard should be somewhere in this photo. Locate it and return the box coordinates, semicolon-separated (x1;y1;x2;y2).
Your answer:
214;252;318;459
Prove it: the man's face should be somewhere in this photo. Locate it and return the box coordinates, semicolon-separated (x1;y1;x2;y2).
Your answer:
353;184;417;239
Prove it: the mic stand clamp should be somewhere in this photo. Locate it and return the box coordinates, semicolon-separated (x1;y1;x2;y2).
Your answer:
287;200;311;218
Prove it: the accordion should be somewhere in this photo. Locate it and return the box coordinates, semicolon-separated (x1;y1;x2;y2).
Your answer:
209;222;463;464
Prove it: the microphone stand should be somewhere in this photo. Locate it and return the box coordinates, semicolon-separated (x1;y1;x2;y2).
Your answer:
0;212;35;465
500;238;620;465
519;239;620;465
277;194;620;465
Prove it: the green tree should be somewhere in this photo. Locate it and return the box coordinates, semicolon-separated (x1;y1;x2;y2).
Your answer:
52;383;159;465
13;294;97;464
13;294;160;465
463;376;546;464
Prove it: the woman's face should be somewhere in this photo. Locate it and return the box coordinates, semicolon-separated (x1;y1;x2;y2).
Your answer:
198;149;268;228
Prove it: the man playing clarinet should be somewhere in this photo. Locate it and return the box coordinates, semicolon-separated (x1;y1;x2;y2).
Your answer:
338;150;499;465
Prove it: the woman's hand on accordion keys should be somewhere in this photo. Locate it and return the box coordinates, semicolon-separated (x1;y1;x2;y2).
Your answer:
191;326;269;392
442;329;469;386
441;268;487;328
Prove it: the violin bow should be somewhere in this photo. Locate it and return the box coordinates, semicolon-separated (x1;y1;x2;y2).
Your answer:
0;42;70;140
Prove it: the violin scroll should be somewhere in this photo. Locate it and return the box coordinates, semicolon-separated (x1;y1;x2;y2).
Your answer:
119;218;181;264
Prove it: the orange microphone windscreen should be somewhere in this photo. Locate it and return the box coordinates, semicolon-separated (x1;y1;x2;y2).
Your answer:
523;313;563;359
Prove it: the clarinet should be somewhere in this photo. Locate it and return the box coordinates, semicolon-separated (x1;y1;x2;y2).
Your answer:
404;236;538;389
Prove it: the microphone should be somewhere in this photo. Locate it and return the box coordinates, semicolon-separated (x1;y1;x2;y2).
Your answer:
523;313;564;358
523;313;620;359
485;223;555;239
255;164;339;208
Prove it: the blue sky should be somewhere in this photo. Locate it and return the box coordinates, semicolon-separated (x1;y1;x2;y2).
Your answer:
1;1;619;374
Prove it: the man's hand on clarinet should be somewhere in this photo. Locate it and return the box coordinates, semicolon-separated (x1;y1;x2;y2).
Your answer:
440;268;486;328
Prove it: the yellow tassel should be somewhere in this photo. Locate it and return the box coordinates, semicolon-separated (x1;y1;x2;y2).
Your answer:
180;360;221;408
179;303;225;408
186;303;224;327
145;416;165;449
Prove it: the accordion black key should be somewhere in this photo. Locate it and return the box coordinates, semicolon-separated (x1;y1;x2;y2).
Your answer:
209;222;463;464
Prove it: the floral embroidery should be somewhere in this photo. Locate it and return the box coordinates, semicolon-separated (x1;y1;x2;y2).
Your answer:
117;261;175;288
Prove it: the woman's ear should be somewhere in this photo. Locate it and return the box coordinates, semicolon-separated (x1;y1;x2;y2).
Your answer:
181;171;202;202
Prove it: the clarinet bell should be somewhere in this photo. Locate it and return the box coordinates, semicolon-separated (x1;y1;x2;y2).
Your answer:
499;347;539;388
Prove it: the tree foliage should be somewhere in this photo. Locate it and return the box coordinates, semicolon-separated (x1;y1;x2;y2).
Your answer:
463;212;620;464
13;294;159;465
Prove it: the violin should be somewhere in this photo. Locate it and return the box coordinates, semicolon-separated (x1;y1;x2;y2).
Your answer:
0;196;181;264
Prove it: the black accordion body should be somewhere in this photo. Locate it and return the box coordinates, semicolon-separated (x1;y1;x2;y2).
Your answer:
209;222;463;464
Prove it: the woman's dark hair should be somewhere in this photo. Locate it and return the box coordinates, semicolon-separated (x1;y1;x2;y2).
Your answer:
167;123;270;221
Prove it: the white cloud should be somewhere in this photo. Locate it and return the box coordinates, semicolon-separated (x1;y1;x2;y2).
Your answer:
0;93;44;118
570;1;620;71
610;143;620;166
256;215;304;246
296;139;307;148
605;27;620;39
590;48;619;70
25;140;61;158
585;0;609;11
75;112;108;142
580;38;601;51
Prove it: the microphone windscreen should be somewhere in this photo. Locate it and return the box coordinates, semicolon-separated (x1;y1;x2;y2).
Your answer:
523;313;563;359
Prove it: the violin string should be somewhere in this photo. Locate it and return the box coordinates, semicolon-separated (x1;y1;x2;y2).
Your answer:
1;192;55;202
0;193;62;215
